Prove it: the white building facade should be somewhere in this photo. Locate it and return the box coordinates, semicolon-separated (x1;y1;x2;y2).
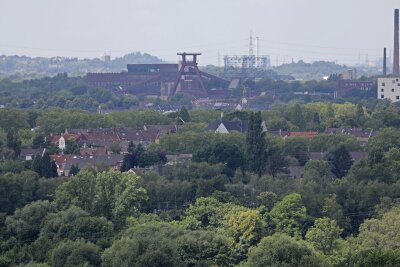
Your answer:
224;55;271;70
377;77;400;102
58;136;66;151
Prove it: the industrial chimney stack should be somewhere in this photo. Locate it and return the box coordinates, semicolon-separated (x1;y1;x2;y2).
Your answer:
394;9;399;76
384;48;387;76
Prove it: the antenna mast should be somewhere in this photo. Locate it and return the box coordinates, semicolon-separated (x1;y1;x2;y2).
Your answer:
249;31;254;56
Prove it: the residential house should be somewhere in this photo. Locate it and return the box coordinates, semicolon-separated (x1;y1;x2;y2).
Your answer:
248;103;272;111
65;155;124;175
74;130;121;151
117;128;159;148
287;166;305;179
213;102;232;111
20;148;45;161
206;120;248;134
80;147;107;156
50;155;72;176
143;124;178;135
51;154;123;176
266;131;317;139
325;128;377;144
286;131;318;139
166;154;193;165
49;133;82;151
70;124;178;150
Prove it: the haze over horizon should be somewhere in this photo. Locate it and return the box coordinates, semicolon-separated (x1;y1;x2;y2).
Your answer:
1;0;399;66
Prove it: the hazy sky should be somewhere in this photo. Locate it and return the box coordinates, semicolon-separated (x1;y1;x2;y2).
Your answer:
1;0;399;66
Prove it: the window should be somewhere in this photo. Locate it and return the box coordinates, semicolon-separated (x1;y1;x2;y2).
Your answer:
381;95;385;98
397;96;399;100
392;89;395;92
381;89;384;92
382;83;386;86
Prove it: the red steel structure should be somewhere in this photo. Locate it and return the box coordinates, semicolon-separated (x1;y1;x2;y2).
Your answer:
170;53;207;99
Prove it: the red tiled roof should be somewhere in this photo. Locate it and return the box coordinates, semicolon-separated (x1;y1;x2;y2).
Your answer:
50;155;72;167
82;132;120;142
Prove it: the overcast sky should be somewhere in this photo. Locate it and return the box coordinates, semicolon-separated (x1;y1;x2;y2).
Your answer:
1;0;399;66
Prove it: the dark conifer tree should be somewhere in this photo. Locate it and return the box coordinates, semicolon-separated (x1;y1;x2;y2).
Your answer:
127;141;136;154
121;153;139;172
325;144;353;178
51;160;59;177
40;152;53;178
32;154;42;175
69;164;80;176
246;112;266;176
135;143;145;158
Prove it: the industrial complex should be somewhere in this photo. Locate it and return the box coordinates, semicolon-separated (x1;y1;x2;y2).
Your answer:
378;9;400;102
86;53;231;100
86;34;272;100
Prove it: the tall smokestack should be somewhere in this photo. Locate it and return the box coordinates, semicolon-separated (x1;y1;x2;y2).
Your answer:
394;9;399;76
384;48;387;76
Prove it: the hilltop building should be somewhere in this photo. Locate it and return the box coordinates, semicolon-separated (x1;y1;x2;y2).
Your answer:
223;55;271;70
341;69;357;80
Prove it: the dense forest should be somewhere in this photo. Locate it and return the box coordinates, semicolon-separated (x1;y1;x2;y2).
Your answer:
1;100;400;266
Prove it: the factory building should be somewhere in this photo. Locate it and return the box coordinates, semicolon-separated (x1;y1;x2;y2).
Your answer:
335;80;373;98
86;53;230;99
86;64;178;97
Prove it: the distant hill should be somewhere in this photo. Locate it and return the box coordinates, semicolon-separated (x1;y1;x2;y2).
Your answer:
0;52;164;79
273;60;348;80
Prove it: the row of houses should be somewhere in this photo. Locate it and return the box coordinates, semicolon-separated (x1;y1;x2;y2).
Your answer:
50;154;123;176
20;120;377;177
20;149;193;177
46;122;377;153
207;120;378;143
19;124;179;176
48;124;178;152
